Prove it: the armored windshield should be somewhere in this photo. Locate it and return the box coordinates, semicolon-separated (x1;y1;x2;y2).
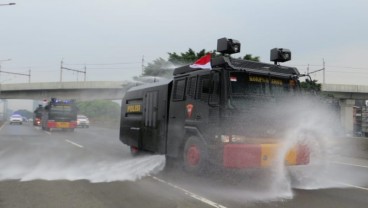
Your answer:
229;72;297;109
50;105;73;113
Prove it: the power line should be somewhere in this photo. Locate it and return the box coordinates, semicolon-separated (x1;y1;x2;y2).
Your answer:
2;67;138;73
327;70;368;74
293;64;368;70
83;67;138;70
327;65;368;70
63;62;141;66
0;69;31;83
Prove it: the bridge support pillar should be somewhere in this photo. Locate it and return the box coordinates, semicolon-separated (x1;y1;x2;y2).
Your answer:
339;99;355;135
0;99;8;121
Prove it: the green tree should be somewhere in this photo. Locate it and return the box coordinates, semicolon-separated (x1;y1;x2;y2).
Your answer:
300;79;322;92
143;49;212;77
243;54;260;62
76;100;121;127
142;49;260;77
13;109;33;119
168;49;210;65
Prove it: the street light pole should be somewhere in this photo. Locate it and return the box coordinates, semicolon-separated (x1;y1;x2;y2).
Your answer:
0;3;16;6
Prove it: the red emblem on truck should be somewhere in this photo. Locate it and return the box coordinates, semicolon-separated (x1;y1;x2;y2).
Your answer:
186;104;194;118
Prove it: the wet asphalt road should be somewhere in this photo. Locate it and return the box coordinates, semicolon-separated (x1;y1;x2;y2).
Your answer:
0;122;368;208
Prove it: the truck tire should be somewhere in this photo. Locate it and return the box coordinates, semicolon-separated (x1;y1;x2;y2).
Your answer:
164;155;178;171
289;129;327;188
183;136;208;174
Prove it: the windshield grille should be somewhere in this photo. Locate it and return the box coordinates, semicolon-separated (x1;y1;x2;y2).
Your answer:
229;59;299;75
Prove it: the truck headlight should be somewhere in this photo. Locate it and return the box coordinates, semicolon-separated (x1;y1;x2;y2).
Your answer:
231;135;242;143
221;135;231;143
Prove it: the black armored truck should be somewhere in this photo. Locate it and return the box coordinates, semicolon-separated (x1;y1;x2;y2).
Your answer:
120;38;310;173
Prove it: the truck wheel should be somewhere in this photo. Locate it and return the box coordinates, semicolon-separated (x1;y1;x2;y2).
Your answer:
289;129;327;188
164;156;176;171
183;136;208;174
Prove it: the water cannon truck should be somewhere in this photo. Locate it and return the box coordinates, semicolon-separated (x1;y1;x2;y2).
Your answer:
41;98;78;132
120;38;310;173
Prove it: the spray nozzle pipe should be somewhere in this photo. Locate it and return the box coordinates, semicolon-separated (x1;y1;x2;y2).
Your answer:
298;74;312;81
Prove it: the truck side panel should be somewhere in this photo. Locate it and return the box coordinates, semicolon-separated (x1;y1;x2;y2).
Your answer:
120;91;143;149
120;82;171;154
167;76;188;157
141;89;167;153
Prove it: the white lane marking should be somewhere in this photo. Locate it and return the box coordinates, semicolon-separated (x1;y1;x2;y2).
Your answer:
151;176;227;208
331;161;368;169
65;139;84;148
337;182;368;191
45;131;52;135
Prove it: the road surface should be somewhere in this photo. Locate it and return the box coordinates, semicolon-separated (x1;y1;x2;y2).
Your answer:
0;122;367;208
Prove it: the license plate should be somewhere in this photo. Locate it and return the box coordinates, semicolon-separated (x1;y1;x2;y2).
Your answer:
57;122;70;128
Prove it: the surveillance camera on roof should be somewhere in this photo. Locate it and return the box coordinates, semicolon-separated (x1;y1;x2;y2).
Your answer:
270;48;291;64
217;37;241;55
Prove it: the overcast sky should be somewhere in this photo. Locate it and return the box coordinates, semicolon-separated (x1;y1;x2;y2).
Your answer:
1;0;368;110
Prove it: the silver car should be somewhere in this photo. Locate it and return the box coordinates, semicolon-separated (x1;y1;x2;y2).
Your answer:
77;115;90;128
9;114;23;125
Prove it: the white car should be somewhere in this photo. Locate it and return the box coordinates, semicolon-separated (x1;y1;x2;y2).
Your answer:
77;115;90;128
9;114;23;125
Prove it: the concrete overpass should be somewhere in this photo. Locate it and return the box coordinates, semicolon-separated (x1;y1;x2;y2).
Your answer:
2;82;368;101
0;81;134;101
1;81;368;135
322;84;368;100
321;84;368;136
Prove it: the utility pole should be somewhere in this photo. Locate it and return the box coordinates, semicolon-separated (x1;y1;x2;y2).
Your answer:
27;70;31;82
306;59;325;84
141;55;145;75
0;70;31;82
323;58;325;84
60;59;63;82
307;64;309;75
60;61;86;82
84;65;86;81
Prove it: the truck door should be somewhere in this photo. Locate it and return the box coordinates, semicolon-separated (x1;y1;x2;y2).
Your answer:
142;90;160;152
167;77;187;157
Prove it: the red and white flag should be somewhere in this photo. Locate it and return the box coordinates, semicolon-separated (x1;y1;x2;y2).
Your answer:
189;53;212;69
